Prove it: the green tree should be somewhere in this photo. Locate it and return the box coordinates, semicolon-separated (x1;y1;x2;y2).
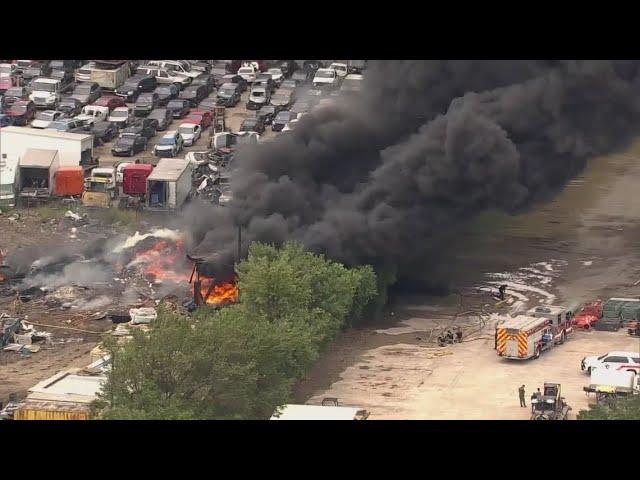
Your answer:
95;242;378;420
577;395;640;420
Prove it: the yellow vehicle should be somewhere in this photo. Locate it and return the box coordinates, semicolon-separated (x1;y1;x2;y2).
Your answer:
82;167;116;208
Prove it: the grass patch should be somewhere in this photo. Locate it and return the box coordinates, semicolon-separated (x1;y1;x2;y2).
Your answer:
92;208;145;226
33;205;71;221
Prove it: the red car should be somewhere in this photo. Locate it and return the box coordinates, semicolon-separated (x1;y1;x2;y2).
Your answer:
0;75;19;93
573;300;603;330
184;109;212;129
6;100;36;125
93;95;126;111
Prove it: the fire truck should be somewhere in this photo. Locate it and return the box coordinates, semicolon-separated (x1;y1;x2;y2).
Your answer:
496;305;574;360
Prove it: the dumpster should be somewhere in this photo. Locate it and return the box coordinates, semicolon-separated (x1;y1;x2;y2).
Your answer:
55;166;84;196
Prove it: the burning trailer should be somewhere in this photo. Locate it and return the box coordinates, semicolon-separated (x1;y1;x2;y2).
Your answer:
187;252;238;307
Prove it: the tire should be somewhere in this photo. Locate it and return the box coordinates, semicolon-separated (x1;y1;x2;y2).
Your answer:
534;347;541;359
560;331;565;344
587;367;592;375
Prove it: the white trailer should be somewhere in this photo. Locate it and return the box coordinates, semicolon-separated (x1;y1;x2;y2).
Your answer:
1;126;94;205
584;369;640;404
17;149;60;199
146;158;193;210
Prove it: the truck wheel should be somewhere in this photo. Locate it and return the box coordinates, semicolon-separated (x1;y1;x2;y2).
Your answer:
534;347;541;359
560;331;565;344
587;367;592;375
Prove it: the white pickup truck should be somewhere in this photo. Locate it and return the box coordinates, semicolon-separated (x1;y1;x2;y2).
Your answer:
74;105;110;127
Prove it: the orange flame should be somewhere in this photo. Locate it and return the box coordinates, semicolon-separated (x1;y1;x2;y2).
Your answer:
134;239;191;283
200;277;238;306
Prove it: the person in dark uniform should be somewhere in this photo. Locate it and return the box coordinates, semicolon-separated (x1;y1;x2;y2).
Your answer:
455;326;463;343
498;285;507;301
446;329;454;344
518;385;526;407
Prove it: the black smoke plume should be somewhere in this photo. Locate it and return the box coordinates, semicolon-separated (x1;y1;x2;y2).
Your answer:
187;60;640;285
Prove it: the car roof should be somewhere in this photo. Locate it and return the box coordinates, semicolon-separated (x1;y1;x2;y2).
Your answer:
32;77;59;84
605;351;640;357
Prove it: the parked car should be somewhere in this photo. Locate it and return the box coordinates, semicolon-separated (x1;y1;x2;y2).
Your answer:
166;99;191;118
30;110;64;129
122;118;158;140
254;74;275;94
581;351;640;375
136;66;192;90
6;100;36;125
237;65;258;83
271;110;297;132
147;108;173;131
154;84;180;106
179;84;207;107
222;74;247;92
257;105;277;125
134;92;159;117
49;69;75;93
240;116;266;134
70;82;102;106
21;63;51;83
279;60;296;78
280;79;298;92
270;89;295;110
184;109;212;129
191;74;216;95
216;83;241;107
266;68;284;86
108;106;133;129
116;75;157;102
329;62;348;78
47;117;89;133
153;130;184;157
2;86;29;107
94;95;126;111
57;96;83;117
247;86;269;110
313;68;339;90
112;134;148;157
191;62;212;74
91;120;119;143
198;96;217;111
0;114;14;129
178;122;202;146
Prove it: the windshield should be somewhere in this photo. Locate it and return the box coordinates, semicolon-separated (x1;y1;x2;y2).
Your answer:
49;121;68;130
252;91;264;98
315;71;334;79
331;64;347;71
159;137;176;145
111;110;128;118
168;101;183;109
75;86;92;94
118;137;135;145
78;68;93;75
32;82;57;92
179;126;194;134
35;112;54;121
138;95;153;102
220;88;234;96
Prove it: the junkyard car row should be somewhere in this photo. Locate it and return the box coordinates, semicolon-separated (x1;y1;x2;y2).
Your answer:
0;59;366;210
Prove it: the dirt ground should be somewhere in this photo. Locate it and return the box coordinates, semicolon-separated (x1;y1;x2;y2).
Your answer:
296;139;640;419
